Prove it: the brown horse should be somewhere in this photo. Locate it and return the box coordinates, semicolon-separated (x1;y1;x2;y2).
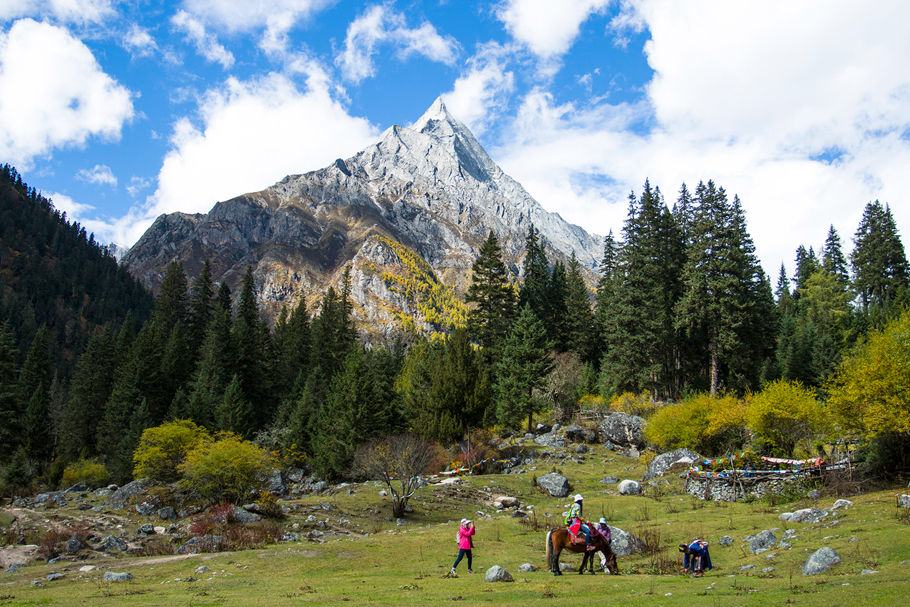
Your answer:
546;527;619;576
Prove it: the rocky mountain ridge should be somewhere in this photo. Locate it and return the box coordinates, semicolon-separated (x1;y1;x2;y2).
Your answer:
123;98;603;334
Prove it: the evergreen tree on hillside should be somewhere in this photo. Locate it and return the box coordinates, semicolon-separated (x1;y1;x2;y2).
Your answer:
547;260;569;350
0;324;22;458
215;374;256;438
232;267;270;430
465;231;515;354
96;358;149;482
19;327;51;461
822;225;849;287
309;276;357;389
851;200;909;320
792;245;819;303
675;181;774;395
594;230;619;365
61;327;116;460
187;260;215;359
564;252;595;361
494;305;553;432
518;225;550;325
273;297;311;406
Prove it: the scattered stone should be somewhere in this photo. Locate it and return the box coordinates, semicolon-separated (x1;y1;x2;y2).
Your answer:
196;566;211;573
848;536;858;543
396;518;406;526
47;557;65;565
379;490;388;497
747;530;776;554
898;494;910;508
778;542;792;550
558;562;573;572
779;508;828;523
176;535;224;555
761;567;775;573
600;476;619;484
46;572;65;581
597;412;646;448
104;572;133;582
64;482;89;494
575;444;588;454
564;425;597;444
807;489;822;500
65;536;85;553
518;563;535;572
831;499;853;510
485;565;513;582
618;479;642;495
138;523;156;536
4;564;22;574
79;565;96;572
231;506;260;524
861;569;878;575
100;535;128;552
107;478;150;508
158;506;177;520
802;547;841;575
135;501;158;516
718;536;734;546
534;432;566;448
740;565;755;571
494;495;519;508
281;532;300;542
34;491;66;507
536;473;569;498
31;580;44;587
643;448;701;481
608;526;640;556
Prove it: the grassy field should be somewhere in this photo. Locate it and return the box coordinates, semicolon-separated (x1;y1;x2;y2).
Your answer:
2;444;908;606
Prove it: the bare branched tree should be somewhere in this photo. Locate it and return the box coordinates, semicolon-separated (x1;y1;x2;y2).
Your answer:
353;433;436;518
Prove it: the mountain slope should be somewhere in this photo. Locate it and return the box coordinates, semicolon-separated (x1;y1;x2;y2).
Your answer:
123;98;602;334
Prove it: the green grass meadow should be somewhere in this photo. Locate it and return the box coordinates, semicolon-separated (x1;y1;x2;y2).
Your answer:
2;446;908;606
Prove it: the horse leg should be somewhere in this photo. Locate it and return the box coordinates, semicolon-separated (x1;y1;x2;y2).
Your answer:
578;552;586;575
553;546;562;576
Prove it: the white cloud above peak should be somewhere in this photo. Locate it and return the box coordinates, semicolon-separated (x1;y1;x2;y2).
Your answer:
171;10;234;68
0;18;133;168
338;4;459;83
496;0;610;59
0;0;114;25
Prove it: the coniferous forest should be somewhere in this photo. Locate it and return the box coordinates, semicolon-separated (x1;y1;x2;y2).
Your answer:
1;164;908;492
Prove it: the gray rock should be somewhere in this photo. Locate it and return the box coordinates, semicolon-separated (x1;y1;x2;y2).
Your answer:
46;572;64;581
899;494;910;508
175;535;224;554
643;448;701;481
138;523;156;535
740;564;755;570
231;506;260;524
778;541;792;550
536;473;569;498
65;536;84;553
807;489;822;500
107;478;150;507
617;479;642;495
31;580;45;587
761;567;775;573
64;482;89;494
34;491;65;507
135;500;158;516
747;530;776;554
309;481;328;493
265;468;287;496
281;532;300;542
860;569;878;575
484;565;513;582
780;508;828;523
831;499;853;510
574;444;588;454
196;566;211;573
396;518;405;526
600;476;619;484
558;562;573;572
157;506;177;520
518;563;535;572
535;423;552;435
100;535;128;552
609;526;640;556
534;432;566;448
718;535;734;546
93;488;113;497
597;412;646;448
564;425;597;443
802;547;840;575
4;564;22;574
104;571;133;582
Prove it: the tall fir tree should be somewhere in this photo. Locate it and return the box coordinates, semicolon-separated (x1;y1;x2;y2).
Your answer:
494;305;553;432
232;267;270;431
61;327;116;460
563;252;596;361
0;324;22;458
187;260;215;359
19;327;51;461
851;200;909;320
518;225;550;325
465;231;515;355
546;260;569;350
822;225;850;287
215;374;256;438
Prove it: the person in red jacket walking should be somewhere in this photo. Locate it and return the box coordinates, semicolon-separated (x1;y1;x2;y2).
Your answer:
450;519;475;575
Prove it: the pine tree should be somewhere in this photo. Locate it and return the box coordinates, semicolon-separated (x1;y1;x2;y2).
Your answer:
0;324;22;458
494;305;553;432
465;231;515;354
822;225;849;287
563;252;595;361
19;327;51;461
187;260;215;359
61;327;116;460
546;260;569;350
594;230;619;366
232;267;270;431
792;245;819;303
186;299;233;429
215;374;256;437
96;357;147;482
273;297;311;404
518;225;550;324
851;200;909;319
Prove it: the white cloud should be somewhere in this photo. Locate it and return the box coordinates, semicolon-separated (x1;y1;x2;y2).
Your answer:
493;0;910;277
171;9;234;69
105;67;378;247
123;23;157;58
183;0;333;55
496;0;610;59
126;176;151;198
0;19;134;168
338;4;459;83
442;42;515;135
0;0;114;25
76;163;117;186
47;191;94;217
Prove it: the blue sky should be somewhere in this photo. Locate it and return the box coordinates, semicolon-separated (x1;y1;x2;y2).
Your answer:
2;1;909;279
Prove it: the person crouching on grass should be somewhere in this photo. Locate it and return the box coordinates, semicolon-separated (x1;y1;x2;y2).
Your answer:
450;519;475;576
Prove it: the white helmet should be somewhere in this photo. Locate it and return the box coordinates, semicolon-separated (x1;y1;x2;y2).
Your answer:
574;494;583;502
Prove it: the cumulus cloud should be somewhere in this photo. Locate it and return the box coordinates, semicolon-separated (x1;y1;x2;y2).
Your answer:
0;19;134;168
496;0;610;59
338;3;459;83
126;176;152;198
0;0;114;25
104;66;378;246
493;0;910;275
171;9;234;68
76;164;117;186
47;191;95;217
442;42;515;135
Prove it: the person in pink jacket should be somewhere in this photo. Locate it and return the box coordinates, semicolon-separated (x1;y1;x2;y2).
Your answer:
450;518;475;575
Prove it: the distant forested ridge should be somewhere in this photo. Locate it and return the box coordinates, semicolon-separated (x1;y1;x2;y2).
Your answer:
1;166;907;492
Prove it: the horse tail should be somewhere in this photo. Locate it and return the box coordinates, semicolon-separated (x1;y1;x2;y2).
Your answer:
545;529;553;571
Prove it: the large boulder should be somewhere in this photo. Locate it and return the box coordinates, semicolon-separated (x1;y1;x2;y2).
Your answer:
176;535;224;555
104;572;133;582
484;565;513;582
34;491;66;507
780;508;828;523
0;545;39;570
802;547;840;575
99;535;128;552
264;469;287;496
232;506;261;524
597;412;645;448
608;526;641;556
107;478;151;508
534;432;566;448
537;473;569;498
747;530;776;554
898;494;910;508
617;480;642;495
642;448;701;481
564;425;597;444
